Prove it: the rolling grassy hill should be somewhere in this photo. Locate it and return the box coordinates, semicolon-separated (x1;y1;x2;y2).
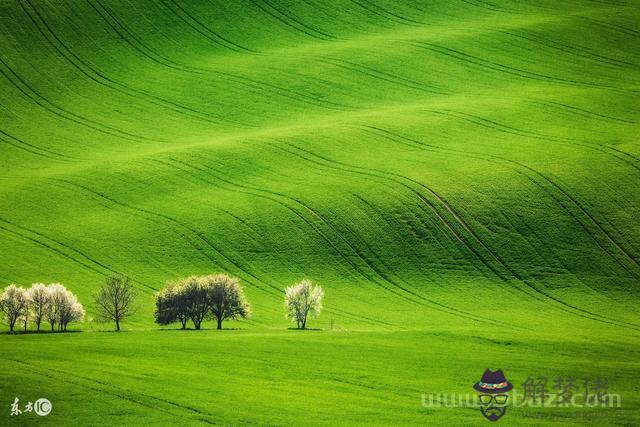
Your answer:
1;0;639;425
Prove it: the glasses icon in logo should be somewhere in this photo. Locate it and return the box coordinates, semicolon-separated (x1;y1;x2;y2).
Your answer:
479;394;509;405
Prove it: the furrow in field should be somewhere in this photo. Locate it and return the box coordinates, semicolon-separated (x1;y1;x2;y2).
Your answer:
348;192;468;283
151;158;429;305
500;29;640;70
0;217;158;290
580;15;640;39
390;110;640;266
349;0;423;26
19;0;249;129
45;178;276;296
408;41;626;91
143;160;434;328
314;55;450;96
271;141;514;283
159;0;256;53
0;56;166;145
364;125;640;275
458;0;519;14
426;109;640;172
513;162;640;275
262;143;529;326
249;0;334;41
0;130;77;162
150;159;408;305
89;0;350;112
278;139;640;330
151;156;510;327
364;126;640;324
5;358;217;424
263;0;337;38
527;99;639;126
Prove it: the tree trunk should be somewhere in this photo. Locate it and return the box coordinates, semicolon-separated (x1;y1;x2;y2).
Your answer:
115;318;120;331
217;317;222;330
36;320;40;332
180;318;186;329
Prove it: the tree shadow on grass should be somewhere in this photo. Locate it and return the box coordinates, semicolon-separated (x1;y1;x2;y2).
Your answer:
286;327;323;331
0;330;82;335
156;327;248;332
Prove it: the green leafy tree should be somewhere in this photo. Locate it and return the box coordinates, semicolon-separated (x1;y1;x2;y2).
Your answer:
202;274;251;330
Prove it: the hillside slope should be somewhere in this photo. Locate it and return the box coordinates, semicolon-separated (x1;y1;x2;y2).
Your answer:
1;0;639;331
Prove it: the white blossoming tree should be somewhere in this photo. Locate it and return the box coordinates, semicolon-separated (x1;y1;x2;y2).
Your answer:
284;279;324;329
0;284;29;332
47;283;84;332
27;283;50;332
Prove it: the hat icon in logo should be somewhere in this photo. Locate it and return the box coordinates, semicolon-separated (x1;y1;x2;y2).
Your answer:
474;369;512;422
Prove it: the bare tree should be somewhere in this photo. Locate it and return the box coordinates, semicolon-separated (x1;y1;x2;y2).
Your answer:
0;284;29;332
94;275;137;331
202;274;250;330
284;279;324;329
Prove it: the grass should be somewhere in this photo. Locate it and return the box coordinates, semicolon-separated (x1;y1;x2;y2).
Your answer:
1;0;639;424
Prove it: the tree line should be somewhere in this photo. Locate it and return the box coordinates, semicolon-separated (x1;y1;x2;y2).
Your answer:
0;283;84;332
0;274;324;332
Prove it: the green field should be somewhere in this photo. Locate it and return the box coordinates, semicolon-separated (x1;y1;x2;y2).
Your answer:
1;0;639;425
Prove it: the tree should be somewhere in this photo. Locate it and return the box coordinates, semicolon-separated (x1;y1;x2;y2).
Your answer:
0;284;29;332
28;283;50;332
45;285;59;332
155;277;208;330
48;283;84;332
94;275;137;331
154;280;189;329
154;274;251;330
59;298;84;331
284;279;324;329
202;274;250;330
183;277;209;330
